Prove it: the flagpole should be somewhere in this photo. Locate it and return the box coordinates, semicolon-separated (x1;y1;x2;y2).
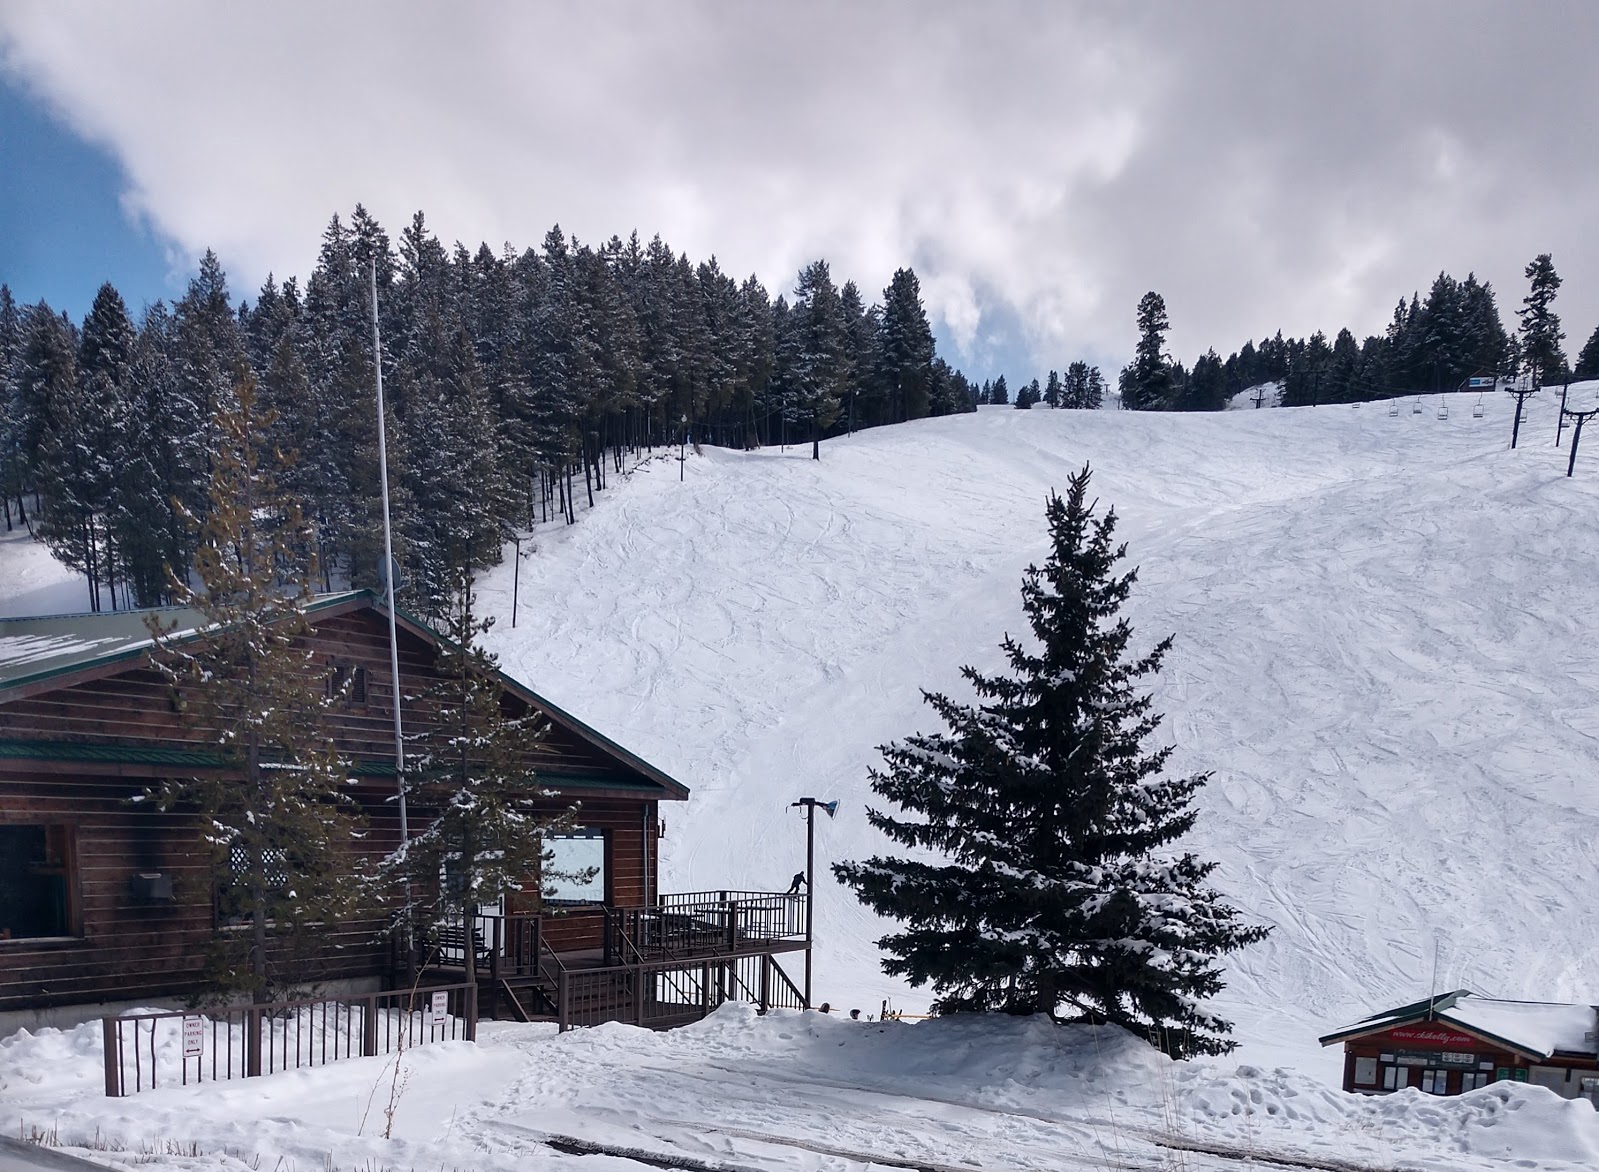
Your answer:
370;258;412;962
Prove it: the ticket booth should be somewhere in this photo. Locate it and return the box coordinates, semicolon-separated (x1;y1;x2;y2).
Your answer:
1321;991;1599;1103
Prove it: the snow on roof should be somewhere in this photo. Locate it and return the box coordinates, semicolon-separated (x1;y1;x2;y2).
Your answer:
1445;997;1599;1059
0;593;364;692
1323;991;1599;1059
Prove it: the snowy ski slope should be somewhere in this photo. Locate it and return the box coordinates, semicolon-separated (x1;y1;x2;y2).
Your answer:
6;391;1599;1077
466;390;1599;1073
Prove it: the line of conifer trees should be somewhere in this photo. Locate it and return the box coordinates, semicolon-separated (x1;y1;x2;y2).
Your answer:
1117;253;1598;411
0;206;977;617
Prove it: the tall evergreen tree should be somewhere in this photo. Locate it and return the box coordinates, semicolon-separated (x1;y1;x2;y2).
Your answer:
1519;253;1567;387
835;466;1268;1058
389;569;582;984
1574;323;1599;381
144;375;365;1002
877;268;935;423
1122;292;1173;410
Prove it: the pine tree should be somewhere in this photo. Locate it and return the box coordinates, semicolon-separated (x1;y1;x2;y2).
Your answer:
144;374;365;1002
1519;253;1567;386
390;568;582;984
835;465;1268;1058
1042;370;1062;409
0;285;22;531
1574;324;1599;381
990;375;1010;405
1121;292;1173;410
877;268;935;422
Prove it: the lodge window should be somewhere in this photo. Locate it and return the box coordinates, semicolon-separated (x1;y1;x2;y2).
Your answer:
545;831;606;904
1460;1072;1491;1092
0;824;78;940
217;843;291;927
1353;1057;1378;1085
325;662;368;705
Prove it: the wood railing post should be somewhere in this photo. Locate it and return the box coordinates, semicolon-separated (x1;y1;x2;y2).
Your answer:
726;900;739;951
361;995;379;1057
490;918;502;985
701;962;713;1018
634;963;646;1026
101;1018;122;1097
465;982;478;1041
558;969;570;1032
245;1008;263;1078
759;956;771;1014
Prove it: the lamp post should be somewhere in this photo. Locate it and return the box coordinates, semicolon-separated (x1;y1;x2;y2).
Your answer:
790;797;837;1008
679;414;688;482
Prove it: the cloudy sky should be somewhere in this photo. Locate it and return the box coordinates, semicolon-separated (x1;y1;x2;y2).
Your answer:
3;1;1597;381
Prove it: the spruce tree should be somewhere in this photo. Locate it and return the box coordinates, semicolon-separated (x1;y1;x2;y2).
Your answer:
835;465;1268;1058
145;374;365;1002
389;568;582;984
1575;324;1599;381
1519;253;1567;386
1122;292;1173;410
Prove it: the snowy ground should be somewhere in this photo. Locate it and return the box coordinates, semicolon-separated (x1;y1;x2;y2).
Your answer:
8;1002;1599;1172
464;389;1599;1077
8;390;1599;1164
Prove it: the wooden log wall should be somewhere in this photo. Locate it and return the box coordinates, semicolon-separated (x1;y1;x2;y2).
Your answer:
0;604;668;1012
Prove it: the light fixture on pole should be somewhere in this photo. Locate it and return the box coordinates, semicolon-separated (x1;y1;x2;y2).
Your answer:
790;797;838;1009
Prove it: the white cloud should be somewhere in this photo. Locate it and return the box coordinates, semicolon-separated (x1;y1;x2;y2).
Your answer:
3;0;1598;379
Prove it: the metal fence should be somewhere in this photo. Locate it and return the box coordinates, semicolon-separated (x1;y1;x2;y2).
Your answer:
558;950;805;1030
102;982;476;1097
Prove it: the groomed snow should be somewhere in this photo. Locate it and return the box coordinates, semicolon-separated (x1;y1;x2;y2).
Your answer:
7;1003;1599;1171
457;390;1599;1076
8;391;1599;1162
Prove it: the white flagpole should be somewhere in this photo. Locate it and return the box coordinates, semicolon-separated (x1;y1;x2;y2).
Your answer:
370;258;412;947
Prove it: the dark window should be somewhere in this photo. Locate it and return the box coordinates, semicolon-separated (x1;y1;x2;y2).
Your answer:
325;663;368;705
217;843;291;926
0;825;76;939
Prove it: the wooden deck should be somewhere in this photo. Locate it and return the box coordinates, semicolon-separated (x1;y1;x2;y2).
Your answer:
423;891;810;1029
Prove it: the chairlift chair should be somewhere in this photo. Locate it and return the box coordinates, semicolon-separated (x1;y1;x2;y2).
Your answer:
1388;399;1400;417
1412;397;1423;415
1472;394;1484;419
1437;401;1449;420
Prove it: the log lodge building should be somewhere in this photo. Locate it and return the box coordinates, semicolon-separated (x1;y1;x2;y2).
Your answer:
0;591;808;1034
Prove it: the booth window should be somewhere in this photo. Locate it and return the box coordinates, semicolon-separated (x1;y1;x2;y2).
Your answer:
545;831;606;904
0;825;77;939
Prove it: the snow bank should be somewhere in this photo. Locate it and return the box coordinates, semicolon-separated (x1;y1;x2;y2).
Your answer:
8;1003;1599;1172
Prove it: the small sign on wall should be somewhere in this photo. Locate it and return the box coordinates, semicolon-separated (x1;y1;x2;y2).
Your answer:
430;991;448;1026
182;1016;203;1057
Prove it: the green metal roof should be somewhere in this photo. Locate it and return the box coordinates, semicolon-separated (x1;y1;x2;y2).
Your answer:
0;738;669;793
0;590;689;799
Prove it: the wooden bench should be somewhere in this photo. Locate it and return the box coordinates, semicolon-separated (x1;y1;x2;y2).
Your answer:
433;922;493;969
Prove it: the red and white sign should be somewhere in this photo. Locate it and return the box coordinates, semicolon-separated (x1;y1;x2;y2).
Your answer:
430;991;449;1026
1385;1025;1480;1049
182;1015;203;1058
